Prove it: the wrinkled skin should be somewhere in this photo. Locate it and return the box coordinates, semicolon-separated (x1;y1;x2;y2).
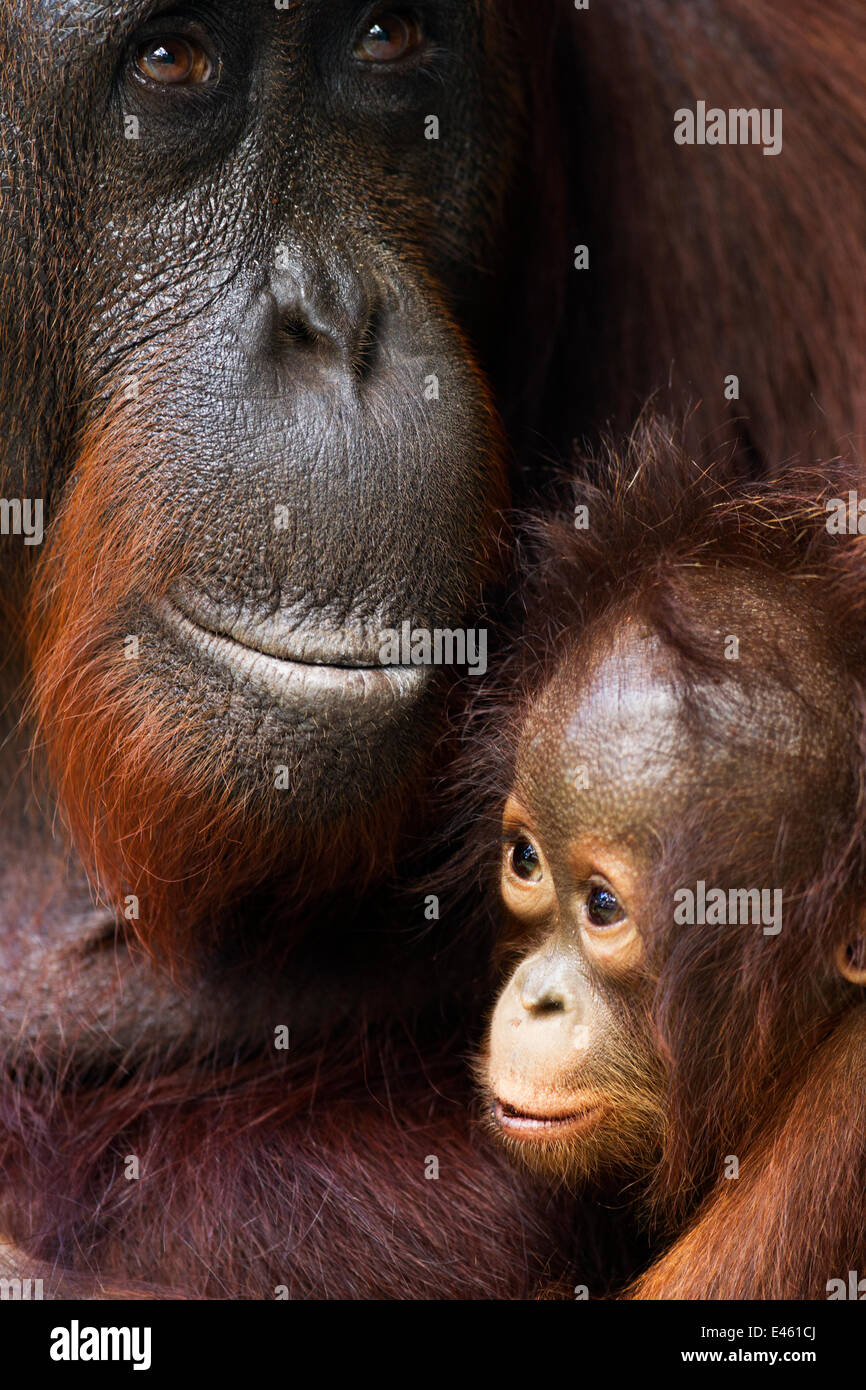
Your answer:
2;0;513;816
0;2;520;992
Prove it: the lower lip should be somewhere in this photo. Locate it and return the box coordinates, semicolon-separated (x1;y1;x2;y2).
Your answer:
156;600;427;711
493;1098;604;1142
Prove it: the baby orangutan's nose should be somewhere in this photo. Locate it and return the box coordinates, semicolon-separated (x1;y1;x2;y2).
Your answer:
516;952;576;1016
487;946;594;1097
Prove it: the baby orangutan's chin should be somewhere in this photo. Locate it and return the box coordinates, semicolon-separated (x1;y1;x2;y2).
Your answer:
491;1099;661;1189
480;1069;666;1189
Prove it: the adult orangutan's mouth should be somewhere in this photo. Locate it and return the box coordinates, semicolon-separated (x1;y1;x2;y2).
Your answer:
493;1097;605;1142
156;599;427;710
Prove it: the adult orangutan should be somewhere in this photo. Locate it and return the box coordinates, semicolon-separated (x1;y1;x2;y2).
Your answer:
0;1;863;1296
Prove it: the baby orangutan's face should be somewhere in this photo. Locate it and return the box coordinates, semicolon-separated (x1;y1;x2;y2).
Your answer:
480;631;676;1185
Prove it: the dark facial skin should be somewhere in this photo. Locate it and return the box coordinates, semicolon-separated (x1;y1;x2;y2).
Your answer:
482;575;858;1186
1;1;514;820
0;0;525;1065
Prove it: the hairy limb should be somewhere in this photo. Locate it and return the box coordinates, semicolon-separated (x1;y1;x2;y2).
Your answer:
628;1008;866;1299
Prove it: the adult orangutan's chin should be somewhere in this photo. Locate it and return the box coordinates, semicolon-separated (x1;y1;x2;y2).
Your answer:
25;396;469;957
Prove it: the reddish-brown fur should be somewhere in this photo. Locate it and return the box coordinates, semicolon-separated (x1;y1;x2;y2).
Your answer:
629;1008;866;1298
1;1025;586;1299
546;0;866;471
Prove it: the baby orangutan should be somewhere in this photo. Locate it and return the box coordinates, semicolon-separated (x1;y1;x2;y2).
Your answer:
473;422;866;1298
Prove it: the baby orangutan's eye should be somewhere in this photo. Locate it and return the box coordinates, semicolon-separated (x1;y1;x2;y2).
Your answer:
586;884;625;928
510;838;542;883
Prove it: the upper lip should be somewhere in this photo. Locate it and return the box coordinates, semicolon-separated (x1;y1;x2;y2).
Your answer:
493;1096;604;1136
156;596;427;709
167;590;396;668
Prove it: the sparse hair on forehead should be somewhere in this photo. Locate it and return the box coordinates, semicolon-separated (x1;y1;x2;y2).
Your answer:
508;413;866;712
444;415;866;880
489;418;862;861
443;416;866;916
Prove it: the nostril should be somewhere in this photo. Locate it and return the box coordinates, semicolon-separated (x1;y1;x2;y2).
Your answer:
276;314;321;350
351;306;380;382
537;996;566;1015
522;991;567;1016
272;304;378;380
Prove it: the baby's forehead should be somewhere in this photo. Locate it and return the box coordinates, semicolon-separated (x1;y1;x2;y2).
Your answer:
512;611;851;859
514;632;692;845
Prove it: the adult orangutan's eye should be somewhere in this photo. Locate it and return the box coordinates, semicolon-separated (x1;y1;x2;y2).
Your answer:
355;12;424;64
135;36;215;86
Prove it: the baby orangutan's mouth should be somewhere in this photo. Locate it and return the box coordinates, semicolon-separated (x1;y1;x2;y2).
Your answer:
493;1097;604;1142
